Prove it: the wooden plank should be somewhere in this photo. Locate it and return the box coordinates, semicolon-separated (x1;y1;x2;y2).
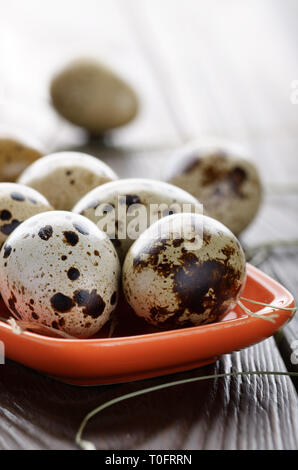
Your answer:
0;345;296;450
242;190;298;382
265;256;298;386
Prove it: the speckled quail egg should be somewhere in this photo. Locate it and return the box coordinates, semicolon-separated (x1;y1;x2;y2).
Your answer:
122;213;246;329
18;151;118;211
0;183;53;247
167;142;262;235
73;178;202;263
0;138;43;182
50;59;138;134
0;211;121;338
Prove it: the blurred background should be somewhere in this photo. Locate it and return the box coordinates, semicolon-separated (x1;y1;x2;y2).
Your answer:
0;1;297;160
0;0;298;238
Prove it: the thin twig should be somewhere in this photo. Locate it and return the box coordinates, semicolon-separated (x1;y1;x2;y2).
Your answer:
237;300;278;323
240;297;297;314
76;370;298;450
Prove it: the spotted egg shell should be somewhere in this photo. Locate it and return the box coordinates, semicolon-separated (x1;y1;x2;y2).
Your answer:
167;143;262;235
122;213;246;329
0;183;53;247
18;151;118;211
0;211;121;338
0;138;43;182
73;178;202;263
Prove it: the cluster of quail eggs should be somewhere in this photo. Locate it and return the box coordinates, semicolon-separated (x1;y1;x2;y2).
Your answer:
0;132;260;338
0;151;122;338
0;59;262;339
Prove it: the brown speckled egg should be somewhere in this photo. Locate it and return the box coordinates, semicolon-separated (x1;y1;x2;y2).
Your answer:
18;152;118;211
0;183;53;248
122;213;246;329
0;138;43;182
0;211;120;338
73;178;202;263
167;142;262;235
50;60;138;134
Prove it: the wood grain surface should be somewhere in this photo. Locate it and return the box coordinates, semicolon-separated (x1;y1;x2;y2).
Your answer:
0;0;297;450
0;345;297;450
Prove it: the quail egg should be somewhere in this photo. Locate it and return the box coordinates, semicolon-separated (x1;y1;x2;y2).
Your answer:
122;213;246;328
50;59;139;134
0;183;53;247
0;211;121;338
0;138;43;182
167;142;262;235
73;178;202;263
18;151;118;211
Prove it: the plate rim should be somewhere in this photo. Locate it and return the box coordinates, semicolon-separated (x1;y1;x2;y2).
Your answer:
0;263;295;384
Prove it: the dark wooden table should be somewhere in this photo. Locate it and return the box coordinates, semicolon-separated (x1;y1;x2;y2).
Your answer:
0;0;297;450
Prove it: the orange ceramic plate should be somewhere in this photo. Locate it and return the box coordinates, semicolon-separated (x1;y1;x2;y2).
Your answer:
0;264;295;386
